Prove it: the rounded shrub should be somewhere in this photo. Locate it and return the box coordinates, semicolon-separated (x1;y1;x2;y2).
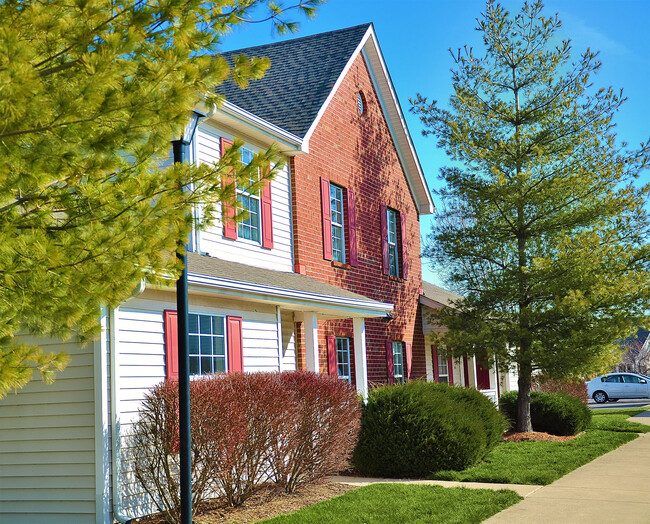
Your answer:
352;381;506;478
499;390;592;436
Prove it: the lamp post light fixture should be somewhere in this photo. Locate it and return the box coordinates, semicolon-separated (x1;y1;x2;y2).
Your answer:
171;109;206;524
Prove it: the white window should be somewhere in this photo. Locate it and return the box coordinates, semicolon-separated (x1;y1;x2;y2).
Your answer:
387;208;399;277
393;341;404;384
438;354;449;384
337;337;351;383
237;148;260;243
330;184;345;263
188;313;226;375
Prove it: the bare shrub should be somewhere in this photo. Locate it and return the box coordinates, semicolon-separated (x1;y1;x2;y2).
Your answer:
268;372;361;493
532;375;588;404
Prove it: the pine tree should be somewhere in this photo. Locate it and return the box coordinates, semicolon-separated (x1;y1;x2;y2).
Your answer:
411;1;649;432
0;0;322;397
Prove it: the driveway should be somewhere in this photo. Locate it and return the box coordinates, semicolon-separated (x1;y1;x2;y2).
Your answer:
588;398;650;410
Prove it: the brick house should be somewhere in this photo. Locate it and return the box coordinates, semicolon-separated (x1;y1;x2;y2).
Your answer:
0;24;434;523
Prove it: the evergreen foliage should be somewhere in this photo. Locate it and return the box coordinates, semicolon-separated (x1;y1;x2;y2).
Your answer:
500;390;592;436
411;1;650;431
0;0;322;397
352;382;506;478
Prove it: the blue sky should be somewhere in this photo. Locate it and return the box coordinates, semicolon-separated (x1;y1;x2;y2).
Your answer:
221;0;649;286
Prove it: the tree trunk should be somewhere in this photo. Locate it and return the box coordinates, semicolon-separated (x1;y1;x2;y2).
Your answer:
516;360;533;432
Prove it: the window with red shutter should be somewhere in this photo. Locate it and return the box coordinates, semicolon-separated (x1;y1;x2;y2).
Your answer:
346;189;358;267
399;210;408;280
405;342;412;381
380;204;389;275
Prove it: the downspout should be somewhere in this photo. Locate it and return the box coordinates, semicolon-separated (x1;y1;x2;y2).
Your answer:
111;279;147;523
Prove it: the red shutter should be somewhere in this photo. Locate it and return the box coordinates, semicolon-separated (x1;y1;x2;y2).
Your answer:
399;210;408;280
380;204;389;275
261;175;274;249
220;137;237;240
327;336;338;376
164;310;179;381
448;357;454;385
385;339;395;384
226;316;243;373
321;178;333;261
405;342;412;381
346;188;358;267
432;345;440;382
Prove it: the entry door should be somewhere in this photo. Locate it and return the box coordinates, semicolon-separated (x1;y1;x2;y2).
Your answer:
476;356;491;390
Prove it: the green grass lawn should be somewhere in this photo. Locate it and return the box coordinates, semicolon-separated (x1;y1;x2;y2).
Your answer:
431;407;650;485
260;484;522;524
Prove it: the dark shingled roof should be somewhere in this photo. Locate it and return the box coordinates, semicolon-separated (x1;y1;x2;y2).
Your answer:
187;252;383;303
218;24;371;138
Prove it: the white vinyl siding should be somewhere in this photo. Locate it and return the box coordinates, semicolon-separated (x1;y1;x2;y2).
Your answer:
281;312;297;371
113;290;287;519
195;122;294;272
0;337;96;524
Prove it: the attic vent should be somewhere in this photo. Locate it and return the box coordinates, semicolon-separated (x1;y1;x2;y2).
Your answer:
357;91;366;115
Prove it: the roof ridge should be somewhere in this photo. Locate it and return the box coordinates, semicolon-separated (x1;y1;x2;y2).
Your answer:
219;23;372;56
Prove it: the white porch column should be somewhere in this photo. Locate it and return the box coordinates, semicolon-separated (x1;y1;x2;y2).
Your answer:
303;312;320;373
467;355;478;389
353;317;369;399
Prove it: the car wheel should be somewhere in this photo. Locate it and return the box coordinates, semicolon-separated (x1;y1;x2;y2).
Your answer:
593;390;608;404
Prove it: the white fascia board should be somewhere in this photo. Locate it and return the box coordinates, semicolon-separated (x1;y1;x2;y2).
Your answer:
301;26;374;154
187;272;394;318
218;101;305;152
360;29;435;215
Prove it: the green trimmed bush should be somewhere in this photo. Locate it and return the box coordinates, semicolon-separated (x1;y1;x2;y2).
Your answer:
352;381;506;478
499;391;592;436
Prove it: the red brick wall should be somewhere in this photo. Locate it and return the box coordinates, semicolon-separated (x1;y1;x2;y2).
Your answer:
291;53;426;384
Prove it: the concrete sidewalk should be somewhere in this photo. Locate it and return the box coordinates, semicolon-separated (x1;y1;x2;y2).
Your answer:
484;410;650;523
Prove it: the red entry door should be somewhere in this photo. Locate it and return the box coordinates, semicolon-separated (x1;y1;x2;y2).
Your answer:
476;355;491;390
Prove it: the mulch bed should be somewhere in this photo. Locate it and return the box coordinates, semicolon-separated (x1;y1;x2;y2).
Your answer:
502;430;579;442
132;481;357;524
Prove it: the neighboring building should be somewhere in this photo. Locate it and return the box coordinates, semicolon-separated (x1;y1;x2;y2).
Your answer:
420;281;518;403
0;24;435;523
616;328;650;375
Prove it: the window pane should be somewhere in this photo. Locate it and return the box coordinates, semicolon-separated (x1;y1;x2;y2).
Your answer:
213;337;225;357
200;336;212;355
214;356;226;373
212;317;224;335
200;315;212;334
189;314;199;334
189;336;199;356
189;356;199;375
201;356;213;374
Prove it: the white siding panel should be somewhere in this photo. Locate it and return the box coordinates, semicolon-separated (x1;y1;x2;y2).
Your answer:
0;338;96;524
281;313;297;371
195;122;294;273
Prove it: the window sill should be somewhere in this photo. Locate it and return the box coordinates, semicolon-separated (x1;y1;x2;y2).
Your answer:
332;261;352;270
387;275;405;283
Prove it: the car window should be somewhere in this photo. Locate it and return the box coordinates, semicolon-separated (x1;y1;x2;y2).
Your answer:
623;375;641;383
603;375;622;383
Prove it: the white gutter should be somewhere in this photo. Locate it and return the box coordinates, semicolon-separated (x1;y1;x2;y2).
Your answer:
220;101;305;151
187;272;394;316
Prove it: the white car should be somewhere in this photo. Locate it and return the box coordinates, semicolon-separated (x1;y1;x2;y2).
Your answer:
587;372;650;403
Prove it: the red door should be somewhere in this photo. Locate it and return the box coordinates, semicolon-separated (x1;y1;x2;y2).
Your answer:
476;355;491;390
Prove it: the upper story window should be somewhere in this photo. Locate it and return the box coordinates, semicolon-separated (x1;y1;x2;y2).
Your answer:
337;337;352;383
387;208;399;277
357;91;366;115
392;341;404;384
330;184;346;263
438;354;449;384
237;148;260;243
188;313;226;375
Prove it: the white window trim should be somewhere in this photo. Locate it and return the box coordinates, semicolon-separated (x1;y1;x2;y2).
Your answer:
188;312;227;375
337;337;352;383
438;354;449;384
387;208;399;277
237;148;261;244
393;341;404;384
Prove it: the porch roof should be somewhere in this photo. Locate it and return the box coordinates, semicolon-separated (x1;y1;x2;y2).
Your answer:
186;253;393;319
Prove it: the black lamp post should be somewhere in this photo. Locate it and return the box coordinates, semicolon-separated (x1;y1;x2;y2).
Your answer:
171;109;206;524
